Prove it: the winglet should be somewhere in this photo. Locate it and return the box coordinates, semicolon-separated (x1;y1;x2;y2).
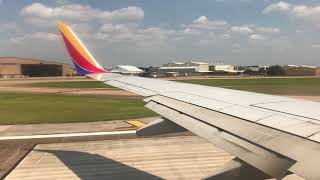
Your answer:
57;23;107;75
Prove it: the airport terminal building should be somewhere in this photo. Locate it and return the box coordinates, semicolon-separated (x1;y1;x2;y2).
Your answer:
0;57;74;78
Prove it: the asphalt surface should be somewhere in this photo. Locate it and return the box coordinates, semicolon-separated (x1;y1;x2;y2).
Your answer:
0;119;306;180
0;118;156;179
0;118;157;137
4;136;304;180
0;142;35;178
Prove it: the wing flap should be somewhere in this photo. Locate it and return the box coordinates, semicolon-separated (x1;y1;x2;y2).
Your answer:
219;104;274;122
258;116;320;137
150;92;320;141
145;95;320;179
100;73;320;143
252;101;320;121
309;132;320;142
145;100;294;178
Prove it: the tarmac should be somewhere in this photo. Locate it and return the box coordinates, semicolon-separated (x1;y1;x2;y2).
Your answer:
0;117;157;137
0;118;154;179
0;118;304;180
5;136;233;180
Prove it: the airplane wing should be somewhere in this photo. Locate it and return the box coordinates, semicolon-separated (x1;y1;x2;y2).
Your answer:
57;23;320;180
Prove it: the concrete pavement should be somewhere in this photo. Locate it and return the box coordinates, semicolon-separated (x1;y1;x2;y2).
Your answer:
0;117;156;137
5;136;233;180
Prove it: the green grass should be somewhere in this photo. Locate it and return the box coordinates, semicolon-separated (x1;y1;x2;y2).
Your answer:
0;93;156;125
4;77;320;125
28;77;320;95
177;77;320;96
28;81;114;88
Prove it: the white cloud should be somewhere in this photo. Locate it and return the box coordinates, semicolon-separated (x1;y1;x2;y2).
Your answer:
231;42;244;53
10;32;59;44
54;0;72;5
97;24;137;41
291;5;320;17
96;23;176;50
0;23;18;31
263;2;320;17
262;1;291;14
311;44;320;49
21;3;144;26
250;34;268;40
179;16;230;42
183;17;279;42
70;23;94;33
232;43;241;48
193;16;207;24
186;16;228;30
230;26;253;34
221;33;231;39
3;3;299;66
256;27;280;33
263;2;320;25
215;0;251;2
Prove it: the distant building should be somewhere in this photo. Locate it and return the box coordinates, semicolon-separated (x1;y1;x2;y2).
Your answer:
283;65;320;76
0;57;74;78
111;65;144;76
213;64;234;72
248;66;260;72
161;62;210;72
238;65;269;75
157;61;211;77
208;64;244;74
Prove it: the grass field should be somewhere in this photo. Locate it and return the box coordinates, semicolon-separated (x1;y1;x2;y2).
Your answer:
5;77;319;125
28;81;114;88
0;93;156;124
178;77;320;96
28;77;320;95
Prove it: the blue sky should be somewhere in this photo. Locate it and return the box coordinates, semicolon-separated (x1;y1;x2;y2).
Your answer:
1;0;320;67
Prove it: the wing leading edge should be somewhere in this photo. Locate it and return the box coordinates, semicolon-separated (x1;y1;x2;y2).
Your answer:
58;23;320;180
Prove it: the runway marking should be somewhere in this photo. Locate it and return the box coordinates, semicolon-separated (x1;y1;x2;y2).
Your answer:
126;120;146;127
0;130;136;141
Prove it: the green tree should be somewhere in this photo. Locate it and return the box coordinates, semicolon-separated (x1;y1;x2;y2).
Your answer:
267;65;286;76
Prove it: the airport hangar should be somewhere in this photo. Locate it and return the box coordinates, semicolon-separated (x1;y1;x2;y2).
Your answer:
0;57;74;78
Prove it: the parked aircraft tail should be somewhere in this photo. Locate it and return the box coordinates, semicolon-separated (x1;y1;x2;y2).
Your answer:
57;23;106;75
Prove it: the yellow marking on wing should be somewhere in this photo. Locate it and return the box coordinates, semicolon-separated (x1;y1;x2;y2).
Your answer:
57;23;97;66
126;120;146;127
